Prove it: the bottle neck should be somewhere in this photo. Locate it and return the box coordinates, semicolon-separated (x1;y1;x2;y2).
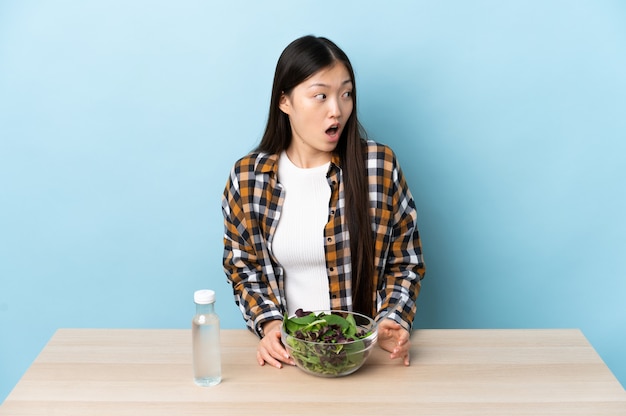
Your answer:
195;302;215;315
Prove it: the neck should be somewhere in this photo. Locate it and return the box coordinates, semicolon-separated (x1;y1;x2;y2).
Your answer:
285;147;331;169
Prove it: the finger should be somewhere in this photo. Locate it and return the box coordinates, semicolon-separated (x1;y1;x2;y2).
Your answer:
391;327;410;350
273;346;294;365
258;339;284;368
390;340;410;361
259;333;295;367
385;330;408;349
270;331;295;364
390;344;408;359
403;351;411;366
258;346;284;369
265;355;283;369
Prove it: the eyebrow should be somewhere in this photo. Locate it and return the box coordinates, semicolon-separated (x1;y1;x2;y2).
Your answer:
308;79;353;89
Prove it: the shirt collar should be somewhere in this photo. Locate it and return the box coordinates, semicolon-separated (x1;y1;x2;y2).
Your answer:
255;152;343;175
255;153;280;175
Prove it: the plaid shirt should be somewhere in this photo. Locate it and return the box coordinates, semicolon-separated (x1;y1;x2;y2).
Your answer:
222;140;425;336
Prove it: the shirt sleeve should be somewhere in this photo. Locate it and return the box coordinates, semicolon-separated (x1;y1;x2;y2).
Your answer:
222;160;284;337
374;148;426;332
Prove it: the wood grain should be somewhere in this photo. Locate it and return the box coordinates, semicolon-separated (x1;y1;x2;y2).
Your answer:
1;328;625;415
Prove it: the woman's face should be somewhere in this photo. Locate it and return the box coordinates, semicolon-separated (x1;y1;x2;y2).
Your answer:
279;63;353;167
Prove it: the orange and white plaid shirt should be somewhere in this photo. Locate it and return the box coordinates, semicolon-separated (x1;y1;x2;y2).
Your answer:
222;140;425;336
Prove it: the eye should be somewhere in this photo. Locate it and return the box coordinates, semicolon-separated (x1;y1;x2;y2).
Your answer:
314;93;327;100
342;91;352;99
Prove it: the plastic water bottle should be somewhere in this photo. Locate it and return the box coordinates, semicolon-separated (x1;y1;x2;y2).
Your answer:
192;289;221;386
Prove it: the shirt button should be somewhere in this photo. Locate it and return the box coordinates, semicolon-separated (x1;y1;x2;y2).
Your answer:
329;267;334;272
327;237;333;242
330;209;335;215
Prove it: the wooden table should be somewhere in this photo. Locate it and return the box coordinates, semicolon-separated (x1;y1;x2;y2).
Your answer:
1;329;625;415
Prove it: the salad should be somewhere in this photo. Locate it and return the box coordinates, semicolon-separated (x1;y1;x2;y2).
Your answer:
282;309;375;376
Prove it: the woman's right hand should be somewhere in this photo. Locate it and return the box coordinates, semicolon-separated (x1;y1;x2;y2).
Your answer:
256;320;295;368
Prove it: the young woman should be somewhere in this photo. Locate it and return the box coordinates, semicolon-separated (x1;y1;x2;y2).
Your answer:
222;35;425;369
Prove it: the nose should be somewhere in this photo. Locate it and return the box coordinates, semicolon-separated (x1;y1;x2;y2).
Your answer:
328;98;341;119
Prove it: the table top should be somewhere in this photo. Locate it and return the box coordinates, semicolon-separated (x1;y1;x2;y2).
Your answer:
1;328;625;415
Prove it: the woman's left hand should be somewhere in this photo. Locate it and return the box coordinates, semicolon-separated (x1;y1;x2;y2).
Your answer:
377;319;411;366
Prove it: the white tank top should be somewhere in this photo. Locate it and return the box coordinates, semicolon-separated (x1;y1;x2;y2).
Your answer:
272;151;331;316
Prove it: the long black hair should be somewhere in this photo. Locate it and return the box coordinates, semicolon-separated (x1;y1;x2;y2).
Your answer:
256;35;375;317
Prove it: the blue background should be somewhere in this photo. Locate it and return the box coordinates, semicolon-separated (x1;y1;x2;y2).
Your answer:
1;0;625;402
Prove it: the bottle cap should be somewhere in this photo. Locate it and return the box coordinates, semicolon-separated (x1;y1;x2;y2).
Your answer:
194;289;215;304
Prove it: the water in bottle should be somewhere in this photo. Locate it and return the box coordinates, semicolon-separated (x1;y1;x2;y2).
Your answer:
192;289;221;386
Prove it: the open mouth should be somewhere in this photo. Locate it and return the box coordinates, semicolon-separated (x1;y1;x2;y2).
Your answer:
326;125;339;136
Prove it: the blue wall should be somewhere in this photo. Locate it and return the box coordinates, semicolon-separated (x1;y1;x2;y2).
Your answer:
1;0;625;401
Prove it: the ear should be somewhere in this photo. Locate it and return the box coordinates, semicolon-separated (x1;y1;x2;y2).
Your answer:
278;92;291;115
